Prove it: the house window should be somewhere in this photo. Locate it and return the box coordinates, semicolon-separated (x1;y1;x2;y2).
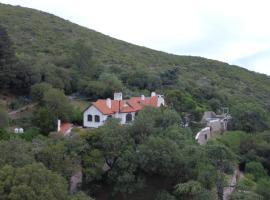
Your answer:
87;115;92;122
95;115;100;122
126;113;132;123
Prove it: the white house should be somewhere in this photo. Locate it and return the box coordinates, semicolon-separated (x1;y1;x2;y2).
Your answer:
83;92;165;128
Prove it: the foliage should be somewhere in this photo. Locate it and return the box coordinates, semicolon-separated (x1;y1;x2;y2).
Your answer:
229;191;262;200
31;82;53;103
0;3;270;135
155;191;176;200
34;136;82;180
230;103;270;133
69;192;95;200
0;163;69;200
245;162;268;181
34;107;57;134
0;107;8;128
256;178;270;200
0;138;35;167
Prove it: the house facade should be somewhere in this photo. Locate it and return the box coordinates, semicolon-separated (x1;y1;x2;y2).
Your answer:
83;92;165;128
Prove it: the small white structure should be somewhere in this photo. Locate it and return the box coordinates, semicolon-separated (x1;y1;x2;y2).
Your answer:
83;92;165;128
57;119;73;135
195;127;211;145
196;111;232;145
202;111;230;133
14;128;24;134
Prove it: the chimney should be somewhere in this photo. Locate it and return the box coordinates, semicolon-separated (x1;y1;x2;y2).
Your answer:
106;98;112;108
57;119;61;132
141;95;145;101
114;92;123;100
157;95;165;107
151;92;156;97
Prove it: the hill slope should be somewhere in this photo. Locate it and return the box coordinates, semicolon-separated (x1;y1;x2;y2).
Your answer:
0;3;270;131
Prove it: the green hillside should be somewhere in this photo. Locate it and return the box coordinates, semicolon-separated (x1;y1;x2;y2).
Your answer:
0;3;270;131
2;3;270;200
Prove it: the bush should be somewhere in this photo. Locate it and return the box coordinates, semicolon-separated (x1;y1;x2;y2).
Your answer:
245;162;267;181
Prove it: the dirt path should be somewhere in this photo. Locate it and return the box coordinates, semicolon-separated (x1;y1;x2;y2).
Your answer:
223;169;244;200
8;103;37;119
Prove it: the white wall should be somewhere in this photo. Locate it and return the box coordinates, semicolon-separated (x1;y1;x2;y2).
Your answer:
207;119;222;133
113;112;136;124
157;95;165;107
195;127;211;145
84;106;136;128
83;106;108;128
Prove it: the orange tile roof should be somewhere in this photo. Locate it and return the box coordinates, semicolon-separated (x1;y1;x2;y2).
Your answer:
91;95;160;115
59;123;73;134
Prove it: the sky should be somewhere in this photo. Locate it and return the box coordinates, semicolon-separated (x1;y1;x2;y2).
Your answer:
1;0;270;75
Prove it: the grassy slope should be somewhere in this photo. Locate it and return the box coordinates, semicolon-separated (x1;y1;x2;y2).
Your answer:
0;3;270;110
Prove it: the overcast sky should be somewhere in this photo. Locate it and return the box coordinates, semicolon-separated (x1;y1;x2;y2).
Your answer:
1;0;270;75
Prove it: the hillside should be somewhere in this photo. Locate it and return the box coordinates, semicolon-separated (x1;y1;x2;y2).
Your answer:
0;3;270;131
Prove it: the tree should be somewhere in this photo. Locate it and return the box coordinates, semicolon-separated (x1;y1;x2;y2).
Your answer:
229;191;262;200
43;88;73;121
137;135;183;177
205;144;236;200
174;181;203;200
34;107;57;134
0;25;16;89
0;138;35;167
34;137;81;180
72;39;95;75
231;103;269;133
256;178;270;200
0;107;9;128
130;107;181;144
94;119;133;168
155;191;176;200
30;82;53;103
69;192;94;200
0;163;69;200
245;161;267;181
98;72;123;98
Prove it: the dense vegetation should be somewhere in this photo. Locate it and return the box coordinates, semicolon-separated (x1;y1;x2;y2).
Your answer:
0;3;270;130
0;3;270;200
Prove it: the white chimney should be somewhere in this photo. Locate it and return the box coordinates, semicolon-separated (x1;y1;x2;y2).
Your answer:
151;92;156;97
114;92;123;100
57;119;61;132
141;95;145;101
106;98;112;108
157;95;165;107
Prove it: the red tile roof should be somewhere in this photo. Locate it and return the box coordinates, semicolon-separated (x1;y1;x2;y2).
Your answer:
59;123;73;134
91;95;160;115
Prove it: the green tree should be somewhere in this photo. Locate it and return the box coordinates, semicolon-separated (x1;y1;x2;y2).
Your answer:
98;72;123;98
137;135;183;177
0;107;8;128
231;103;269;133
0;163;69;200
69;192;94;200
245;161;267;181
0;138;35;167
229;191;262;200
0;25;16;89
30;82;53;103
34;137;80;180
82;149;104;183
72;39;95;75
34;107;57;134
205;143;236;200
43;88;73;121
174;181;203;200
256;178;270;200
